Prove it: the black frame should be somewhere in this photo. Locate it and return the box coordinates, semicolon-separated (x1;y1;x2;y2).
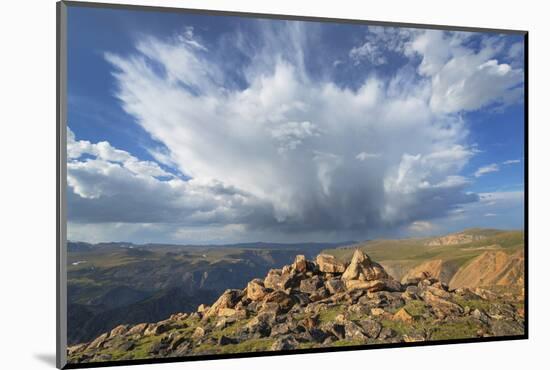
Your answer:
56;1;529;369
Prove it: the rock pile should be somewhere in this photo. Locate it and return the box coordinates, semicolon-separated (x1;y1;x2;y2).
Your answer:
68;250;525;364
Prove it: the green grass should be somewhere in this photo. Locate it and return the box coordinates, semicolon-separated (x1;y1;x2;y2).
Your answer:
318;305;345;323
380;316;483;342
402;301;429;318
429;319;481;340
193;338;275;354
332;339;368;347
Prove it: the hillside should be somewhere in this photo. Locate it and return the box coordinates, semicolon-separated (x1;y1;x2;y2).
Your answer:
68;249;524;364
322;229;524;286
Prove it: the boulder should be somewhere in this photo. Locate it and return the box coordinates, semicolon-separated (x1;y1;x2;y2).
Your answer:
67;344;87;356
169;312;188;321
471;308;490;324
218;335;237;345
378;327;397;340
490;320;525;336
347;303;370;316
402;270;432;285
144;322;170;336
126;323;148;336
300;315;319;330
403;333;425;342
192;326;206;339
402;285;420;300
293;255;308;273
271;336;298;351
344;321;368;341
88;332;109;349
168;335;188;351
245;316;271;337
247;279;269;301
325;279;346;294
392;308;414;323
204;289;243;319
300;276;323;294
423;290;463;318
307;328;330;343
322;322;346;340
309;287;330;302
316;254;346;273
218;308;237;317
271;322;292;336
109;324;128;337
370;308;386;317
345;279;386;292
358;319;382;338
342;249;388;282
261;290;295;313
264;269;298;290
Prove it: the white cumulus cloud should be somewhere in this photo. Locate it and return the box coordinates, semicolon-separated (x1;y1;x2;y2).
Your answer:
67;21;524;242
474;163;500;177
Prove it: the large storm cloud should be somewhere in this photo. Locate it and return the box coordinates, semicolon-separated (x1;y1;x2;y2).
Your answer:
67;22;523;243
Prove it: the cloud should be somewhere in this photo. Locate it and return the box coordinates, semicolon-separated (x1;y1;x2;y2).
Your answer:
404;31;524;114
408;220;435;233
474;163;499;177
349;26;411;66
68;21;524;242
356;152;381;161
484;213;497;217
67;128;276;227
503;159;521;165
270;121;321;153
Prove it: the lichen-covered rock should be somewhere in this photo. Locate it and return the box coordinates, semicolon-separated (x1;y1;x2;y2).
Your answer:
203;289;243;319
300;275;323;294
325;279;346;294
316;254;346;273
342;249;388;282
293;255;308;273
247;278;269;301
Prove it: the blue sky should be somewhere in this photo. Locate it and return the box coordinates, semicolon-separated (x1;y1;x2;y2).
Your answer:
66;5;525;244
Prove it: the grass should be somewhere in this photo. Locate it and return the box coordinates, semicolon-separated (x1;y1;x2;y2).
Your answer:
429;319;480;340
332;339;368;347
318;305;345;323
192;338;275;354
402;301;429;318
380;316;483;342
452;296;493;312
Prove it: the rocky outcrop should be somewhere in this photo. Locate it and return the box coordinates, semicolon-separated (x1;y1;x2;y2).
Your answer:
247;279;269;301
449;250;525;290
426;232;486;246
68;250;525;364
203;289;243;319
316;254;346;273
341;249;400;292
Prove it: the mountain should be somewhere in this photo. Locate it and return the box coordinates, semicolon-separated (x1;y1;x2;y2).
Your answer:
67;249;524;364
67;241;350;344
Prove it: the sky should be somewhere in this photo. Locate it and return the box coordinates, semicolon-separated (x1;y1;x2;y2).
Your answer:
66;5;525;244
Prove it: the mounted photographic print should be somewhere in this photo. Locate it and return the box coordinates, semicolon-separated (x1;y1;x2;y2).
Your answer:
56;1;528;368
